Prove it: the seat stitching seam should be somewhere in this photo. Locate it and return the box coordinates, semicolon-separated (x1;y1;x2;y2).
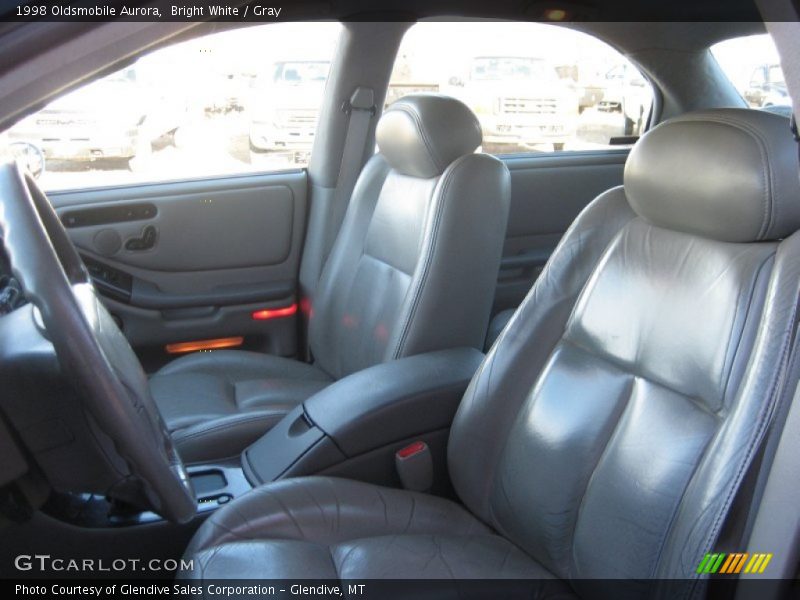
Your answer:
568;374;636;578
390;103;443;172
392;155;469;358
690;293;799;597
560;337;719;418
361;249;414;278
173;414;284;441
326;543;342;582
720;252;776;404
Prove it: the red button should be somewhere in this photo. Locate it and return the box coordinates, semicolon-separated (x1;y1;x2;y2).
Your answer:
397;441;426;459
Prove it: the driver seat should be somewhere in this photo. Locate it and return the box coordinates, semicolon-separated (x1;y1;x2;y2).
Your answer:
182;110;800;590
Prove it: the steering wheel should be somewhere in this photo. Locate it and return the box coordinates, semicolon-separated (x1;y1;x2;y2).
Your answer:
0;159;196;523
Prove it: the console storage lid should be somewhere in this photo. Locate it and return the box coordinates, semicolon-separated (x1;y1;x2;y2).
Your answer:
242;347;484;486
304;347;484;457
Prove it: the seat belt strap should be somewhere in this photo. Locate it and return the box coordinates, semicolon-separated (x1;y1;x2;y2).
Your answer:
325;86;375;264
302;87;374;362
763;20;800;124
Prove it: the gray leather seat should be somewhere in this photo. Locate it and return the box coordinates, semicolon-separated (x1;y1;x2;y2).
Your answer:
150;94;511;463
183;109;800;590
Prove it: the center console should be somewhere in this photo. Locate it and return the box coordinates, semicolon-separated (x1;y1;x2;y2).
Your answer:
241;347;484;491
20;346;482;534
2;346;483;577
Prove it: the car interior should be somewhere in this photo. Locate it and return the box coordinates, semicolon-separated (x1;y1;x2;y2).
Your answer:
0;0;799;597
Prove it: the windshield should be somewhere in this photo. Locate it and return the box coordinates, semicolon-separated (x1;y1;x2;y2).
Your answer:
470;57;556;82
274;61;330;84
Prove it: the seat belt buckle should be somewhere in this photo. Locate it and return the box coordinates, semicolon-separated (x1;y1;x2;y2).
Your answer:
395;441;433;492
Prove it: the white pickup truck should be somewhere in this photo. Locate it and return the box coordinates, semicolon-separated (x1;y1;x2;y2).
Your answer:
453;56;579;152
248;60;330;161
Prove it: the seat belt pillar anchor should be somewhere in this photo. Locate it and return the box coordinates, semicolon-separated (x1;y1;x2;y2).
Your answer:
342;86;376;116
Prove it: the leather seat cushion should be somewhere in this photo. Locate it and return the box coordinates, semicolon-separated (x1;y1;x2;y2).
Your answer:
150;351;332;463
184;477;568;583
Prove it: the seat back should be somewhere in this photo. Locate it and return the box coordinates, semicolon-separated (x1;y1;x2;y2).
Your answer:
448;109;800;589
308;95;510;379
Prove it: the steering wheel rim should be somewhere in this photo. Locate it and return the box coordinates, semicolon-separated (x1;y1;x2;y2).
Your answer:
0;159;196;523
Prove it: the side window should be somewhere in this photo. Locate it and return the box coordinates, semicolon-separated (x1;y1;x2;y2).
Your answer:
712;34;790;109
750;66;767;88
3;22;342;191
388;22;654;156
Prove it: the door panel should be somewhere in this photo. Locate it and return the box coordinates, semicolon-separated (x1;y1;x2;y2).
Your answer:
495;149;629;312
63;185;295;272
49;171;308;369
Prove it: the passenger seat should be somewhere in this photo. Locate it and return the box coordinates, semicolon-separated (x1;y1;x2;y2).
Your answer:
183;107;800;590
150;94;511;463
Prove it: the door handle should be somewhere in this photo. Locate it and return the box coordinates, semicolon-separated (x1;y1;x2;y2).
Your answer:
125;225;158;251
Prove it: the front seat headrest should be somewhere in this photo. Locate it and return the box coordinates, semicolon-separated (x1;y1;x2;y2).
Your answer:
376;94;482;179
625;108;800;242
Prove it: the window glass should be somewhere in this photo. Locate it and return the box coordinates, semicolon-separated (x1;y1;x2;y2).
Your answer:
2;22;342;191
388;22;654;155
711;34;790;109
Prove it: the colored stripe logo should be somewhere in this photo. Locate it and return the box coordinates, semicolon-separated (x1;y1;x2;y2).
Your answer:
696;552;773;574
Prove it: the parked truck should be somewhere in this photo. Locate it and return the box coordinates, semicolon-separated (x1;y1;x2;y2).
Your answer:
6;64;189;171
452;56;579;152
248;60;330;162
744;63;790;108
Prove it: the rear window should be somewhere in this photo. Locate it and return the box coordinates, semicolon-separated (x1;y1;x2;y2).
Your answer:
711;34;790;109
